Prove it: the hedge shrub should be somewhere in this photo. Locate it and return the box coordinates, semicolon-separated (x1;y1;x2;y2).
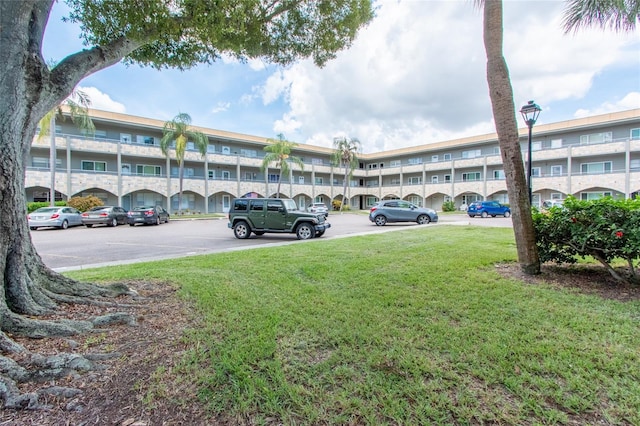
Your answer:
532;196;640;284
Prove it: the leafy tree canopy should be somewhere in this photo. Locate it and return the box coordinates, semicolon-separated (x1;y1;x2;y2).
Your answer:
64;0;376;70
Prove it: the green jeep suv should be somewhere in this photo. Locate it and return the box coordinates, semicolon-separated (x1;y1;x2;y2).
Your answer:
228;198;331;240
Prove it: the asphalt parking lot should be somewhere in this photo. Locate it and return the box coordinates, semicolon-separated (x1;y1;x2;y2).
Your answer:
30;213;512;272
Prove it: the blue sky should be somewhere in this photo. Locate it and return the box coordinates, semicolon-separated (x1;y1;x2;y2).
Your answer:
43;0;639;153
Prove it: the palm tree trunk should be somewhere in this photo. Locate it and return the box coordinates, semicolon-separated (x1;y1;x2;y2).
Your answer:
483;0;540;275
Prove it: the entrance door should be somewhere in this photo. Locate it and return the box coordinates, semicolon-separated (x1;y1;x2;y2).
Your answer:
222;195;230;213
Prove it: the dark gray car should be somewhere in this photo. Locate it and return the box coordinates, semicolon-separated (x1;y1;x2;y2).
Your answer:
368;200;438;226
81;206;129;227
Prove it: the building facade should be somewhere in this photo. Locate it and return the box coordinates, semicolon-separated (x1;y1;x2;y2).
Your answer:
26;108;640;213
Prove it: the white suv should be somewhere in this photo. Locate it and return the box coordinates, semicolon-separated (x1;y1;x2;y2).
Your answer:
308;202;329;217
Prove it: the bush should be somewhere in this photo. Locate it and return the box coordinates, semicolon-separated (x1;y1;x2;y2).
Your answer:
532;196;640;283
27;201;66;213
442;200;456;212
67;195;104;212
332;200;342;211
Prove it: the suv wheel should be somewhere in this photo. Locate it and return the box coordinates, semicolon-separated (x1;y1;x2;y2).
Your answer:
374;215;387;226
233;221;251;239
504;211;511;218
481;211;488;218
296;223;314;240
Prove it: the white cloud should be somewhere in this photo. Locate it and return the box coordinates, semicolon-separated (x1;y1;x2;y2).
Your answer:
211;101;231;114
78;86;126;113
256;0;639;153
574;92;640;118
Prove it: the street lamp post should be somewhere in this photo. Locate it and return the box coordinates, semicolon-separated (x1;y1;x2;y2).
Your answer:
520;100;541;205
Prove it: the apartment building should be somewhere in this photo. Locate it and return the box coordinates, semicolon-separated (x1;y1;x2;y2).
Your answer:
26;108;640;214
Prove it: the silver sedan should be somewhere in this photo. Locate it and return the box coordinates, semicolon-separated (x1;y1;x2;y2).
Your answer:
28;206;83;230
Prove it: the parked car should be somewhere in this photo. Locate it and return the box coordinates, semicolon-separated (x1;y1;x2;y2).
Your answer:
28;206;83;230
228;197;330;240
368;200;438;226
467;201;511;218
127;206;170;226
81;206;128;228
308;202;329;217
541;199;565;210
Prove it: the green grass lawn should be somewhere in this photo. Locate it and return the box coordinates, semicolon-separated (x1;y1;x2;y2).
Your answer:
67;226;640;425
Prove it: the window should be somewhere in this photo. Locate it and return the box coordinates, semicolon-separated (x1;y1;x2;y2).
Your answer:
390;160;401;167
222;171;231;180
631;128;640;140
315;177;323;185
431;175;438;184
408;196;422;206
408;176;422;184
581;161;612;174
312;158;323;165
532;167;541;177
171;167;194;177
580;132;612;144
233;199;249;211
122;164;131;175
245;172;254;180
32;157;51;168
81;160;106;171
268;174;280;183
444;174;451;182
172;193;195;211
222;146;231;155
550;193;564;200
462;149;481;159
368;163;378;169
551;139;562;148
240;149;257;157
208;170;215;179
92;129;107;139
443;153;451;161
267;200;283;211
120;134;131;144
462;172;481;181
366;197;378;207
493;147;501;155
136;135;156;145
580;191;612;201
207;144;216;153
407;157;423;165
493;170;505;180
136;164;161;176
390;178;401;185
532;141;542;151
251;200;265;211
631;159;640;169
431;155;438;162
550;165;563;176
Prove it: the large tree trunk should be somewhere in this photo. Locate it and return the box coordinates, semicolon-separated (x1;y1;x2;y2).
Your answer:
482;0;540;275
0;2;137;408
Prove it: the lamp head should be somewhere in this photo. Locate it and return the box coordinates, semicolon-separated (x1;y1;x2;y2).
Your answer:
520;100;542;126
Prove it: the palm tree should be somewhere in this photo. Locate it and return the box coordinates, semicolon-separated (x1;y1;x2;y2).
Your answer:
562;0;639;33
332;137;360;212
480;0;540;275
38;89;95;206
160;113;208;214
261;134;304;198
